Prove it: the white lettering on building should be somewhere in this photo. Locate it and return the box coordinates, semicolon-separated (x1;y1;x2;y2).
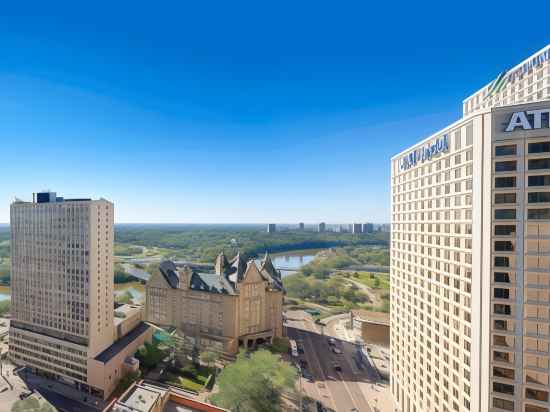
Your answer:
505;109;550;132
399;134;449;171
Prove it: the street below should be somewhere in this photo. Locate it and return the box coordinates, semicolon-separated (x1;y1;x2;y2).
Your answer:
286;310;383;412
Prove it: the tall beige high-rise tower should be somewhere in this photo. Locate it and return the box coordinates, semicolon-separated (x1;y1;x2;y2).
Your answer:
9;191;115;393
391;45;550;412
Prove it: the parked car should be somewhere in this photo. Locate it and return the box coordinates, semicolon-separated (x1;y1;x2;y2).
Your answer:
327;337;336;346
299;359;308;368
332;347;343;355
302;368;313;381
333;362;342;372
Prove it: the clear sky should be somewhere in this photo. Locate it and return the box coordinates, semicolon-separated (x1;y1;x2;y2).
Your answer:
0;1;548;223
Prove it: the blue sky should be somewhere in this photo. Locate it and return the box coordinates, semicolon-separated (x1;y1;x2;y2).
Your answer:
0;1;548;223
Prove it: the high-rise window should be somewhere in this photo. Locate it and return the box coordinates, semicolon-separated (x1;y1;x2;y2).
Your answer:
495;177;516;188
528;141;550;153
495;193;517;204
529;158;550;170
495;161;517;172
528;192;550;203
528;208;550;219
494;225;516;236
494;272;511;283
495;209;516;220
495;145;517;156
528;175;550;186
494;288;510;299
495;241;514;252
494;256;510;267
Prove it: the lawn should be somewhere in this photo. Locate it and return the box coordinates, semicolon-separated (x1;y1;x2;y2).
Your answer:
347;271;390;290
165;372;205;392
163;363;214;393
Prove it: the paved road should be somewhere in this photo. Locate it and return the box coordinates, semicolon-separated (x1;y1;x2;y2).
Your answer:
36;388;99;412
286;312;374;412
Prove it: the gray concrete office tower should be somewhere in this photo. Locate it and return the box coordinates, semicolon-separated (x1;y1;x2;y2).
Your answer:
318;222;326;232
391;44;550;412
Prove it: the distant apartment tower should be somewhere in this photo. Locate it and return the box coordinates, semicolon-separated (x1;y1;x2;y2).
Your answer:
267;223;276;233
352;223;363;234
391;44;550;412
363;223;374;233
298;222;305;231
9;192;151;399
380;223;391;232
318;222;326;232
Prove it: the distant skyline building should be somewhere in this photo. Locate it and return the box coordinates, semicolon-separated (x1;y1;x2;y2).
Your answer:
267;223;276;233
352;223;363;234
298;222;305;231
391;44;550;412
363;222;374;233
9;192;151;399
318;222;326;232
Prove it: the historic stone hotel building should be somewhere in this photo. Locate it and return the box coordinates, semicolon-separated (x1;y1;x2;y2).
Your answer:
392;44;550;412
145;252;284;357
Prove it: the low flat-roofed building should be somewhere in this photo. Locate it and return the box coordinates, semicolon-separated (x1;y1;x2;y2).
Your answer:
88;321;153;399
111;381;229;412
114;304;145;341
350;309;390;346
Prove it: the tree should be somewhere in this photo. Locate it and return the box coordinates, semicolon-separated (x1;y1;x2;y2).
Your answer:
115;370;141;395
200;350;220;369
11;396;56;412
191;345;201;365
270;337;290;354
210;349;297;412
136;342;164;369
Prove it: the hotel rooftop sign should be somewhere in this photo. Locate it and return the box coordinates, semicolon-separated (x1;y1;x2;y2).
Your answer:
485;48;550;99
399;134;449;171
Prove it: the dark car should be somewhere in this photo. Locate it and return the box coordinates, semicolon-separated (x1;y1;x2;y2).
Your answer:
333;362;342;372
296;340;305;354
299;359;308;368
302;368;313;381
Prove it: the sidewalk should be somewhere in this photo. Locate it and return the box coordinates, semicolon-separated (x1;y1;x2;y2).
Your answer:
19;370;108;410
359;380;395;412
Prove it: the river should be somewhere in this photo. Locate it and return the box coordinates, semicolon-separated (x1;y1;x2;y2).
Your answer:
0;249;319;303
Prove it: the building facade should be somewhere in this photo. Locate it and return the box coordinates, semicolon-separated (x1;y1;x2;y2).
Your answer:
318;222;326;232
391;46;550;412
145;252;284;357
267;223;276;233
9;192;151;399
352;223;363;234
363;222;374;233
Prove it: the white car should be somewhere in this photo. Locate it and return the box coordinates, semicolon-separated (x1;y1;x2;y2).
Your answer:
332;347;343;354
